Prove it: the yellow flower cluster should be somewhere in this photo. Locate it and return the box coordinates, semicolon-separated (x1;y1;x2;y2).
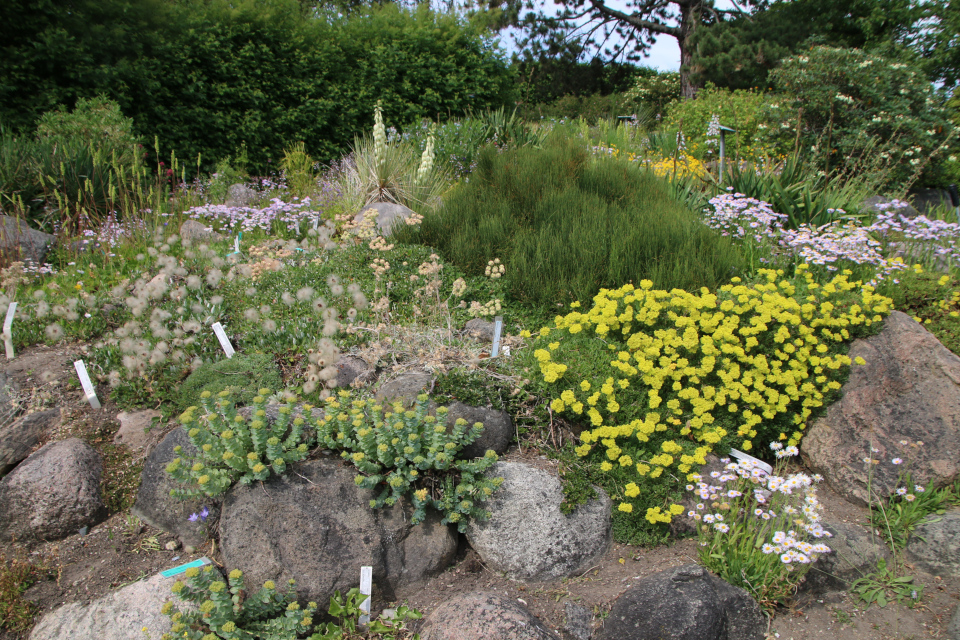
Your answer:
534;268;892;524
647;154;708;179
592;143;707;180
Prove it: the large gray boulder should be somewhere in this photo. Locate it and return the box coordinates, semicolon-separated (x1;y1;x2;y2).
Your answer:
802;312;960;506
597;565;765;640
947;603;960;640
131;427;219;548
418;591;560;640
446;401;513;459
354;202;417;236
905;510;960;577
336;354;378;389
29;571;176;640
376;371;434;408
0;409;59;476
0;216;55;266
464;318;496;342
466;462;611;582
225;183;258;207
179;219;224;243
219;458;457;606
113;409;161;454
0;438;106;544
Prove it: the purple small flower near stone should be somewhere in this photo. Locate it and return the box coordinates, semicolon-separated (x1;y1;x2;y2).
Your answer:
189;506;210;523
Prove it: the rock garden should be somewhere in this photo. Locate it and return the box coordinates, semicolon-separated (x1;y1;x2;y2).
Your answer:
2;64;960;640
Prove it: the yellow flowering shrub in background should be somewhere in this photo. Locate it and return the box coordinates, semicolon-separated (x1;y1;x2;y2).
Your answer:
592;143;707;180
647;154;708;180
531;266;892;536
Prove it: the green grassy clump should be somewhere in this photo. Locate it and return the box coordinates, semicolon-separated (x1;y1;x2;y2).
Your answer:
0;554;39;634
178;354;282;412
398;136;743;308
871;475;958;551
878;268;960;356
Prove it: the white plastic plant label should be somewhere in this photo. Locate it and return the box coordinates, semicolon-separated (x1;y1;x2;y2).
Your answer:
73;359;101;409
211;322;235;358
234;234;240;254
359;565;373;625
491;315;504;357
3;302;16;360
729;448;773;475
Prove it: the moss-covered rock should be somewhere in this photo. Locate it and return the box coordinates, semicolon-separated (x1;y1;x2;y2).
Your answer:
178;354;281;411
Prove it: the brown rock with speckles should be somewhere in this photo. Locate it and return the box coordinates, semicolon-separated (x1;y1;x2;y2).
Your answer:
419;591;560;640
0;438;106;544
802;311;960;506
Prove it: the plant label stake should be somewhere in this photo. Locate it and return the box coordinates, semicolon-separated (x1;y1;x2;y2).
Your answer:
491;316;504;358
211;322;235;358
359;565;373;625
730;448;773;475
73;359;101;409
160;557;211;578
233;233;241;254
3;302;16;359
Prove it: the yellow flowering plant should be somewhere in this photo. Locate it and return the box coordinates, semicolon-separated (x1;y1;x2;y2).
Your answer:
529;267;892;541
316;391;503;532
166;389;313;499
161;566;317;640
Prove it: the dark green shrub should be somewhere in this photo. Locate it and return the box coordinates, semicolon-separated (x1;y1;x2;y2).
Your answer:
516;93;632;123
129;2;514;172
178;353;282;412
1;0;513;173
0;128;142;233
770;46;955;190
398;137;743;307
36;96;141;166
623;72;680;116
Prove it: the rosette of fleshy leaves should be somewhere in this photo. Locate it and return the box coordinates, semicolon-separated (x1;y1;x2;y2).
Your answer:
165;389;314;499
161;565;317;640
315;391;503;532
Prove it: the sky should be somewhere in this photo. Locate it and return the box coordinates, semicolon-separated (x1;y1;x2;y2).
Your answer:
495;0;741;72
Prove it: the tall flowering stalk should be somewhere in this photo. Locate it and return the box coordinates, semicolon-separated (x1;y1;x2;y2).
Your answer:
417;132;435;185
688;447;832;611
373;101;386;169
